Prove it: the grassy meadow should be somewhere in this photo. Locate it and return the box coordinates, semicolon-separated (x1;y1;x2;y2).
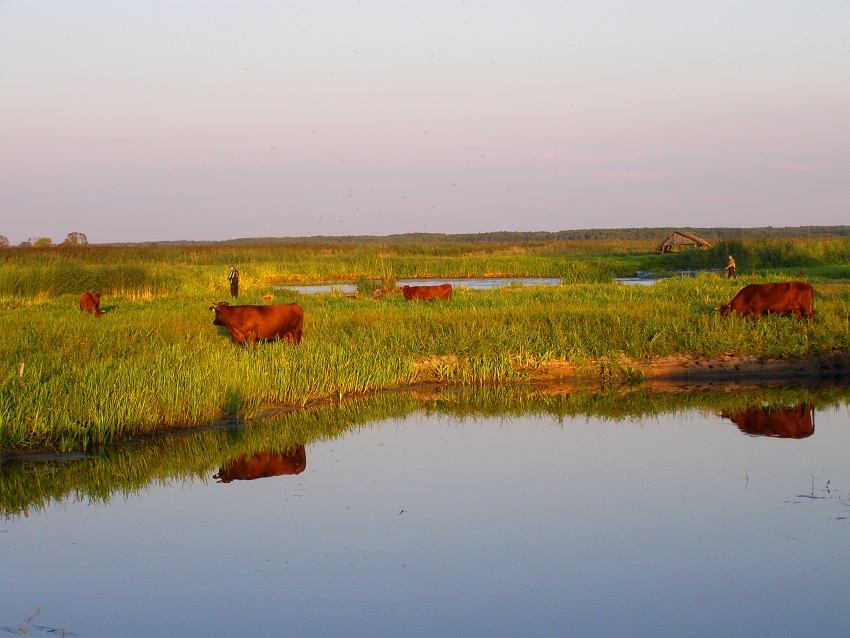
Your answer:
2;236;850;453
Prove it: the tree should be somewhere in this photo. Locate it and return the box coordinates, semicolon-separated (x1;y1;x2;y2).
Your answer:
31;237;53;247
63;232;89;245
0;235;9;248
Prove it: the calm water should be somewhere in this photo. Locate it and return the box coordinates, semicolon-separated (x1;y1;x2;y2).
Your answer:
278;277;564;294
277;271;718;294
2;392;849;637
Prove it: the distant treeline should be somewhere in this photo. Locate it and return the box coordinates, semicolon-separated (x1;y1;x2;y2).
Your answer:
104;226;850;247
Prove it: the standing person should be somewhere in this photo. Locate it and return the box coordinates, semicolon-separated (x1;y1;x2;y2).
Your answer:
228;264;239;297
725;255;737;279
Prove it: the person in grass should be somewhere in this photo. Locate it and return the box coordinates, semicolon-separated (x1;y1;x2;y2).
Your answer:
725;255;737;279
228;264;240;297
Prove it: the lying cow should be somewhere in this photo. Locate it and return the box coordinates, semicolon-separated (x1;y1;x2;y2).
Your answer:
79;291;104;317
400;283;453;301
720;404;814;439
214;447;307;483
716;281;814;320
209;301;303;344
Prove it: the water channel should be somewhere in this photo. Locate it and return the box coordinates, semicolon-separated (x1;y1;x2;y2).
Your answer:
275;271;718;295
2;382;849;637
278;277;566;295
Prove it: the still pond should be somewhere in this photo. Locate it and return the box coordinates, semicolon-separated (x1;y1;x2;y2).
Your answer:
2;382;849;637
277;275;670;295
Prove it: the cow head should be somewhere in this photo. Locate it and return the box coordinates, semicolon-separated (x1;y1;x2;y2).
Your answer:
210;301;229;326
716;303;732;317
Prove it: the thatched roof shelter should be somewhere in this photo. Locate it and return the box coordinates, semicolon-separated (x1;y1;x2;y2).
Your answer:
654;231;712;254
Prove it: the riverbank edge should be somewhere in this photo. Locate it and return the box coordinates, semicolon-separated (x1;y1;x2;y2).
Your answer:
4;350;849;461
533;349;850;382
412;350;850;384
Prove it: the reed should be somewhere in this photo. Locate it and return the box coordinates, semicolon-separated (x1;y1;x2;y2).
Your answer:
1;240;849;453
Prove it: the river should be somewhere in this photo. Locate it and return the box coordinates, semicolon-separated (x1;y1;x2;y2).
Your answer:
2;382;849;637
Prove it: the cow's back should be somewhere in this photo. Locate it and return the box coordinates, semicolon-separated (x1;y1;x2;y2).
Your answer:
79;291;104;317
402;284;452;301
211;302;303;344
722;281;814;319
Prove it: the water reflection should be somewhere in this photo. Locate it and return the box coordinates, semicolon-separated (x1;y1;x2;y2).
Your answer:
213;447;307;483
721;404;815;439
2;382;848;517
2;381;850;637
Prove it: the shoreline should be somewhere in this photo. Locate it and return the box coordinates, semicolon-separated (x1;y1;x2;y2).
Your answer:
412;350;850;384
531;349;850;382
4;351;849;462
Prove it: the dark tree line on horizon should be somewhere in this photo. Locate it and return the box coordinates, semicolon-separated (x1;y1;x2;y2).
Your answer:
4;226;850;249
107;225;850;247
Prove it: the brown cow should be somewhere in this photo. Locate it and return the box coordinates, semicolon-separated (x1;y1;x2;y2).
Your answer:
401;283;453;301
720;404;815;439
209;301;303;344
716;281;814;320
214;447;307;483
79;291;104;317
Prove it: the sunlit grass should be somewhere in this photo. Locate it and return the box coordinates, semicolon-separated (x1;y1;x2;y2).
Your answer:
1;239;849;453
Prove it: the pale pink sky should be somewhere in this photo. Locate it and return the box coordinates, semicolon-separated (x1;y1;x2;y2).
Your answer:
2;1;848;244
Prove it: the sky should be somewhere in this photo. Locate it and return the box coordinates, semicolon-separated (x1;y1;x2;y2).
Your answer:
1;1;849;245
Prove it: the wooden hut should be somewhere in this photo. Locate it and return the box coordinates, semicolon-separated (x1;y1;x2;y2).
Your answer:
654;231;712;254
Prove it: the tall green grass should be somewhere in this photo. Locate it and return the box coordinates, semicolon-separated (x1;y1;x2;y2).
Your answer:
2;272;849;453
1;239;850;453
3;237;849;301
669;236;850;273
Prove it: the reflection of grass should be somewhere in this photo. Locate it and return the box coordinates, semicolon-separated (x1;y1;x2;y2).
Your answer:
2;241;850;453
3;382;849;518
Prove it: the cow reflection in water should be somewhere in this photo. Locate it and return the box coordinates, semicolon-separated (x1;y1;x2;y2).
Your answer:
213;447;307;483
721;404;815;439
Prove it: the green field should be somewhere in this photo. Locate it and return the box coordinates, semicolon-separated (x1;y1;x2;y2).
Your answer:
2;236;850;453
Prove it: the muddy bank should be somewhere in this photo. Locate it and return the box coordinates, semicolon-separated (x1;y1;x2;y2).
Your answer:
413;350;850;384
531;349;850;382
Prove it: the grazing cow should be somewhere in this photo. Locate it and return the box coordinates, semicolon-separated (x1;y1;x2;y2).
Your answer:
214;447;307;483
721;404;814;439
79;291;104;317
716;281;814;320
209;301;303;344
400;283;453;301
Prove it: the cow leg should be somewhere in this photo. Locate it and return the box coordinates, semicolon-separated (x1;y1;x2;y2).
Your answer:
228;326;248;344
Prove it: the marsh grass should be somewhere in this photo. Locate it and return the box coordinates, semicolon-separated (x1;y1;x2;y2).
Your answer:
1;241;850;453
